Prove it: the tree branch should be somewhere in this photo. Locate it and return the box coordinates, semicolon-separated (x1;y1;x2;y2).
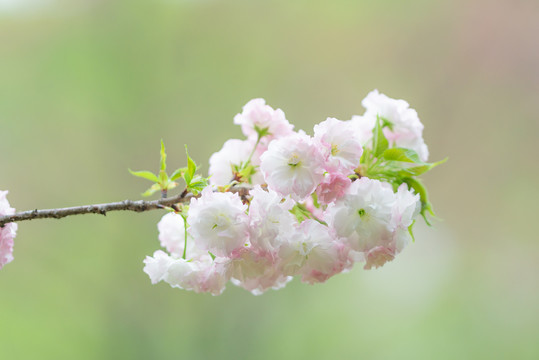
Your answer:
0;192;195;227
0;185;253;227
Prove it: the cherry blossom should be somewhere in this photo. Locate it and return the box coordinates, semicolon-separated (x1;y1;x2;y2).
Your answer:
233;98;294;147
314;117;363;175
138;92;440;295
0;191;17;270
353;89;429;161
260;132;325;201
187;187;249;257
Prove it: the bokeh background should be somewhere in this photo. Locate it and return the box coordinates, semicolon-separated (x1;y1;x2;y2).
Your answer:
1;0;538;358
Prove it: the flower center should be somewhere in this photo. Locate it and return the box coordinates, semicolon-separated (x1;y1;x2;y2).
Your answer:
331;144;340;156
288;154;301;167
212;213;230;230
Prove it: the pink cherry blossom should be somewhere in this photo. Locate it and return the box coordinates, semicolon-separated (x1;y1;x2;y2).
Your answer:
247;185;296;252
187;187;249;257
362;227;411;270
141;94;438;294
278;220;352;284
364;245;395;270
208;138;264;186
325;177;396;252
392;183;420;230
165;255;230;296
143;250;175;284
314;117;363;175
315;172;352;205
229;247;292;295
303;195;325;220
349;115;376;145
157;212;193;258
360;89;429;161
260;132;325;201
0;191;17;270
143;250;230;295
233;98;294;146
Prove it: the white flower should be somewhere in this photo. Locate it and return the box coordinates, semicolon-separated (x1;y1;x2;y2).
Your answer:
0;190;17;270
313;117;363;175
362;227;411;270
144;250;230;295
353;90;429;161
233;98;294;145
208;138;264;186
278;220;350;283
315;172;352;205
392;183;420;230
165;255;230;296
360;183;420;270
229;247;292;296
187;187;249;257
247;185;296;252
260;132;325;200
349;115;376;146
325;178;396;252
363;244;395;270
325;179;421;270
143;250;175;284
157;212;194;258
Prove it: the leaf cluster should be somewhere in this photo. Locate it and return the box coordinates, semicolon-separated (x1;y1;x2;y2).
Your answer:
129;141;209;197
360;116;447;225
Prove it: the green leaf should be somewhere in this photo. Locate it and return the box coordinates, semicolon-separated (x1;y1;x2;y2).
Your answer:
170;167;187;181
403;177;435;226
185;145;197;179
189;175;208;186
359;148;370;165
159;170;168;185
408;220;416;242
160;140;167;171
179;205;189;217
237;164;257;183
129;169;159;183
187;176;209;195
254;125;270;138
398;165;431;177
290;205;309;223
183;172;192;187
395;157;448;177
141;183;161;197
382;148;422;163
380;116;394;131
372;114;389;157
311;193;320;209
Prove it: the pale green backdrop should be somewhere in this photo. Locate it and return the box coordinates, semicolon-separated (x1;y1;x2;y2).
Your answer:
1;0;538;359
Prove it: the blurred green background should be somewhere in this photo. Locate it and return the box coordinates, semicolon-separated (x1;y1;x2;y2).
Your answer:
1;0;538;358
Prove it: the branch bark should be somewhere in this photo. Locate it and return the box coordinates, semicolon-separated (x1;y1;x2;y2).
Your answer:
0;185;252;227
0;192;195;227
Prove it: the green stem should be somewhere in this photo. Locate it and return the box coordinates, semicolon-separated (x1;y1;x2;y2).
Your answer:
240;133;262;171
181;214;188;260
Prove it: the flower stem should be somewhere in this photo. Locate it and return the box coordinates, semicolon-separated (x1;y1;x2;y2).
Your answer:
240;133;262;171
181;214;188;260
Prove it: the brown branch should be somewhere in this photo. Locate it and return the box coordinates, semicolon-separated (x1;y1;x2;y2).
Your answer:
0;192;195;227
0;185;252;227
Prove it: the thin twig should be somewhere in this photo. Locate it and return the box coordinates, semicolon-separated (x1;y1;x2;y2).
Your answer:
0;185;251;227
0;193;195;227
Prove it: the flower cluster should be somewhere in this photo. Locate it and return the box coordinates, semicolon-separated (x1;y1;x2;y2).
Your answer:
0;191;17;270
144;91;444;295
